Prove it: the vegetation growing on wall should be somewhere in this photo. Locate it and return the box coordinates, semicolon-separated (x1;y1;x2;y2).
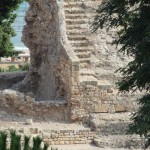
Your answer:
93;0;150;149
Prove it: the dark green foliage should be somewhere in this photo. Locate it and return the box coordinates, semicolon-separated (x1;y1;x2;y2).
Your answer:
0;0;27;57
93;0;150;149
127;94;150;150
8;65;19;72
32;136;42;150
0;131;7;150
21;63;29;71
10;130;21;150
93;0;150;92
43;143;49;150
23;136;30;150
0;130;48;150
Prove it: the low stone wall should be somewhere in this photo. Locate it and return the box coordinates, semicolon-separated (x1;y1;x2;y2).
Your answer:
0;89;67;121
0;127;95;146
0;71;27;90
42;129;95;145
69;82;140;122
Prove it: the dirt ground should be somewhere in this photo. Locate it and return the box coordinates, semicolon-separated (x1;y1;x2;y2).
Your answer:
0;110;87;131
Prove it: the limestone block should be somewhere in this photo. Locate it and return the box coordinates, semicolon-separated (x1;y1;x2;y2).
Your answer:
79;76;98;86
25;119;33;125
93;104;109;113
98;80;111;90
114;104;125;112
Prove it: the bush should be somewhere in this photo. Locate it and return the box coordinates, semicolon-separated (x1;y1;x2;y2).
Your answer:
0;130;48;150
20;63;29;71
8;65;19;72
0;63;30;73
0;67;6;72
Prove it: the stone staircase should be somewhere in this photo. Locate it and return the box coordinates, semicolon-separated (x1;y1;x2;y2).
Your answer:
90;113;144;149
64;0;112;89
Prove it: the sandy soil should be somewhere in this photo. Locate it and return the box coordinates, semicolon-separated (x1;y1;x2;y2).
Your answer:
0;110;88;131
50;144;135;150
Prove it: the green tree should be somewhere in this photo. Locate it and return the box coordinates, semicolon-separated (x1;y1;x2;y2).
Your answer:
93;0;150;149
0;0;27;57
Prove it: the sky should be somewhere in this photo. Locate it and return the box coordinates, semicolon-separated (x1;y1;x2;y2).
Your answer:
11;2;29;50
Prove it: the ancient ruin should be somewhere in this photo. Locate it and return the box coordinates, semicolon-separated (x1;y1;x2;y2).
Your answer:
0;0;143;149
15;0;139;121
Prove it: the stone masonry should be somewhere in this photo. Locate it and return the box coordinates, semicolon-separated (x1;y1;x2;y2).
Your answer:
0;0;141;123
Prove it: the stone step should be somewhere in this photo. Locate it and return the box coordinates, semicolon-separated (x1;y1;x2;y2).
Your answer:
89;113;131;135
80;58;91;63
80;62;90;68
66;24;88;30
68;36;87;41
76;51;91;58
94;135;143;149
65;8;85;14
64;1;100;7
98;80;111;90
67;30;87;35
70;41;90;47
92;120;130;136
79;69;95;76
74;47;93;52
66;19;89;25
79;75;98;85
65;14;90;19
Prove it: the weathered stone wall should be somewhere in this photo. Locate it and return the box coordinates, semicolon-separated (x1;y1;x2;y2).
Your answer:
0;89;67;121
0;127;95;146
64;0;140;122
5;0;140;123
43;129;95;145
16;0;79;102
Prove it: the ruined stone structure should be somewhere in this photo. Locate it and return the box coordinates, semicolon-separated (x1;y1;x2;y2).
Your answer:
9;0;140;122
0;0;144;148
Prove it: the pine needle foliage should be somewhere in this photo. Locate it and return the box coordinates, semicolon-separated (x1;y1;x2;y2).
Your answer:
93;0;150;149
0;0;27;57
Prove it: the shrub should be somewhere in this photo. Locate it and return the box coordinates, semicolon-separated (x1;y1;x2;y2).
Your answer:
0;130;48;150
8;65;19;72
0;63;30;73
20;63;29;71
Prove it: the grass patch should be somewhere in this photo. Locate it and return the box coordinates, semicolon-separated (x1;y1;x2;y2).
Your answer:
0;63;29;73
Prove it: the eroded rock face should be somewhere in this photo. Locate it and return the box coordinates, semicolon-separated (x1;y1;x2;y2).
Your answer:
11;0;140;122
15;0;74;102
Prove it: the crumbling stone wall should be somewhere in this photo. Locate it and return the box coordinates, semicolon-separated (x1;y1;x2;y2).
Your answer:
6;0;140;122
0;89;67;120
15;0;79;103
